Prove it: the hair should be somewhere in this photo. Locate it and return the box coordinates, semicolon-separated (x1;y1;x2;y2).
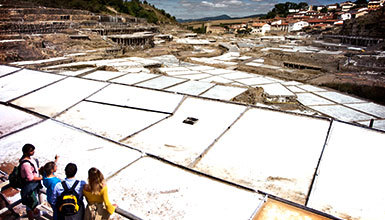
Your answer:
20;144;35;162
88;167;105;194
42;161;56;177
65;163;77;178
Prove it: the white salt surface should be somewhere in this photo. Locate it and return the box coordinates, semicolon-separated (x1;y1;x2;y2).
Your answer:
194;108;330;204
56;68;97;76
203;68;236;76
220;71;254;80
125;57;160;66
87;84;183;113
314;91;365;104
187;65;215;71
286;85;306;93
166;80;214;96
297;84;327;92
0;65;20;77
307;122;385;220
124;98;246;166
311;105;373;122
0;120;141;180
373;120;385;131
246;62;263;67
56;101;169;141
235;77;275;86
201;85;247;100
108;157;263;220
81;70;127;81
296;93;335;106
0;69;65;102
111;73;159;85
259;64;282;70
11;77;106;117
136;76;186;89
177;73;212;80
282;81;303;86
158;67;190;72
199;76;234;84
346;102;385;118
0;104;42;137
258;83;296;97
176;39;210;45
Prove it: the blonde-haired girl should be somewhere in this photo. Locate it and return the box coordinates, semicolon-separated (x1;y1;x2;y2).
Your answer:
83;168;117;220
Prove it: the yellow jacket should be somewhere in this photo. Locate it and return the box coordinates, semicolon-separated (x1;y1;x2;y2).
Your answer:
83;185;116;214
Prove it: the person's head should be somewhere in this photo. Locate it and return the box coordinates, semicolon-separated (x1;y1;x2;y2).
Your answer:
43;161;57;176
88;167;105;194
22;144;35;157
65;163;77;178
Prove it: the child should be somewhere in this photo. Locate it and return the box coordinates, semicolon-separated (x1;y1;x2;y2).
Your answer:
42;155;60;220
83;168;117;220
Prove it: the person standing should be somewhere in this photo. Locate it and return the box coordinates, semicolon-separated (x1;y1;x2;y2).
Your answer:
52;163;86;220
19;143;43;220
83;168;117;220
42;155;60;220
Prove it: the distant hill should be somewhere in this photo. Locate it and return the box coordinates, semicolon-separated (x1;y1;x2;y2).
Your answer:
178;14;265;23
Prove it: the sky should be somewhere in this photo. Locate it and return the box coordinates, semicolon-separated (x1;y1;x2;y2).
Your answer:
145;0;346;20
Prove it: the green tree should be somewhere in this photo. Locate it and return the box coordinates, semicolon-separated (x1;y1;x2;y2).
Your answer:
320;7;328;13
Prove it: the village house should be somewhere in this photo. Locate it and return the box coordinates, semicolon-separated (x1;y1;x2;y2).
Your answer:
288;20;309;32
351;7;369;18
368;0;384;10
327;3;340;10
270;21;289;32
340;1;356;11
250;23;271;35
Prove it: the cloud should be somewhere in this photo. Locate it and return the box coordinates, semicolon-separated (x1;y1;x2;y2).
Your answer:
201;1;227;8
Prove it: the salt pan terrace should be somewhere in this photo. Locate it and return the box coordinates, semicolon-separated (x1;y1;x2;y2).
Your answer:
1;57;385;220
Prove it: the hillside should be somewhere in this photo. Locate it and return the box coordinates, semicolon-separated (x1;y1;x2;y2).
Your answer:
0;0;176;24
339;6;385;38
